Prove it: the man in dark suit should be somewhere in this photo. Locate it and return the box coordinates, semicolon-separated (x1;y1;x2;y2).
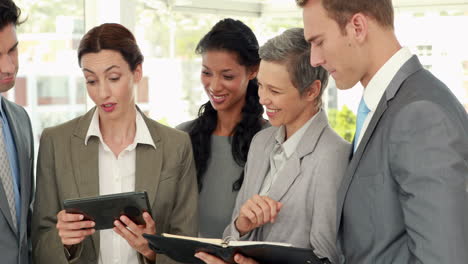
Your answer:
298;0;468;263
0;1;34;263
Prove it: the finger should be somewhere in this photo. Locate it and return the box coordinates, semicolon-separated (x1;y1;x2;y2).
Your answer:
114;220;138;241
120;215;143;236
113;225;124;238
277;202;283;212
239;207;257;227
62;236;87;246
239;203;257;225
253;196;273;224
59;211;84;222
57;220;95;231
59;228;95;239
262;196;280;223
194;252;228;264
142;212;156;234
246;198;264;225
234;254;259;264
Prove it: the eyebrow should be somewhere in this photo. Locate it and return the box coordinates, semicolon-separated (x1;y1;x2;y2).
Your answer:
82;65;120;74
0;42;19;55
9;42;18;53
306;34;322;44
259;80;282;91
202;65;234;73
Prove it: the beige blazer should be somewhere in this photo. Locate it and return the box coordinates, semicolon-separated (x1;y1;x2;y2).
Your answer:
32;107;198;264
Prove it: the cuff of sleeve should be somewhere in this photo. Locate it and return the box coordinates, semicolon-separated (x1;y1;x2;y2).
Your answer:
226;218;254;241
64;243;84;263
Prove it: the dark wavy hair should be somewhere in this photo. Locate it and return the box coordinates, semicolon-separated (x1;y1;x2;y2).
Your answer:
189;18;264;192
0;0;24;30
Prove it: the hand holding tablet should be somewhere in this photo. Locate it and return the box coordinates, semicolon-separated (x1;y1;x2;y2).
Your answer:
63;191;151;230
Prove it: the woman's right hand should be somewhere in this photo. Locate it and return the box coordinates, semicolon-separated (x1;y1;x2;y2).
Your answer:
234;195;282;236
56;210;96;247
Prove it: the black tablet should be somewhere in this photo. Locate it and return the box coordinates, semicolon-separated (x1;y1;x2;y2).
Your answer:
63;191;151;230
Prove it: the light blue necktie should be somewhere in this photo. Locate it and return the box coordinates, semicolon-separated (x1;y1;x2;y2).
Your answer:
354;97;370;152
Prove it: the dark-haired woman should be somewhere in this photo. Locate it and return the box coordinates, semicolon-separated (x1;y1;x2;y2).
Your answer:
177;18;267;239
31;23;198;264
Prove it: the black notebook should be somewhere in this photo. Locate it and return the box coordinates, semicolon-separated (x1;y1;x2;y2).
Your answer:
143;233;329;264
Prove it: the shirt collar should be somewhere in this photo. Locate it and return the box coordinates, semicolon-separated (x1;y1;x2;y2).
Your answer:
274;109;320;159
0;96;6;119
85;108;156;149
363;47;413;111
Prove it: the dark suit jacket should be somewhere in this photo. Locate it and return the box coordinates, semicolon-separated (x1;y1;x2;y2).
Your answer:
32;107;198;264
337;56;468;263
0;97;34;264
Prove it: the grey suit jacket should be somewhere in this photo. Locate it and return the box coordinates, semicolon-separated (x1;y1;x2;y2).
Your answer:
337;56;468;264
32;107;198;264
224;110;350;264
0;97;34;264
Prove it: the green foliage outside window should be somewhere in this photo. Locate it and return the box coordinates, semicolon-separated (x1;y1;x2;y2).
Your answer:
328;106;356;142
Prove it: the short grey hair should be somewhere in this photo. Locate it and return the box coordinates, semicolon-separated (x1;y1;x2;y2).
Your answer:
259;27;328;108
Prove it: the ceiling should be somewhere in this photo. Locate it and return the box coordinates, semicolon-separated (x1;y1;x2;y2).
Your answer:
155;0;468;17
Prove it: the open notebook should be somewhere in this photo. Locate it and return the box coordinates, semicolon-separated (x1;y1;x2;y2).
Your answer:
143;233;329;264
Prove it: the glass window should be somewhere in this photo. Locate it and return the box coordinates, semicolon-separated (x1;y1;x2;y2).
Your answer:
12;0;85;147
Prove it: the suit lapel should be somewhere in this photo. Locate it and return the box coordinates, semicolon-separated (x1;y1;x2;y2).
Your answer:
336;96;388;229
336;55;424;229
70;108;100;254
70;108;99;198
267;153;301;202
252;137;275;195
1;99;31;238
135;114;162;207
267;111;328;202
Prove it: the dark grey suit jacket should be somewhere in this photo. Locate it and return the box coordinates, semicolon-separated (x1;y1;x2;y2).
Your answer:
0;97;34;264
337;56;468;263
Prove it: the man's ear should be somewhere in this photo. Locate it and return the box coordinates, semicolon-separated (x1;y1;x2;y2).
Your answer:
347;13;369;43
304;79;321;102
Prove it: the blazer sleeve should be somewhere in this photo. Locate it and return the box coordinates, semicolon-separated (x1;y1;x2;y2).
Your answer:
32;129;81;263
389;101;468;263
167;133;198;236
309;134;349;264
152;133;199;264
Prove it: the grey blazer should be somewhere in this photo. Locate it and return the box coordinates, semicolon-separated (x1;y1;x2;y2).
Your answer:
224;110;350;264
337;56;468;264
32;107;198;264
0;98;34;264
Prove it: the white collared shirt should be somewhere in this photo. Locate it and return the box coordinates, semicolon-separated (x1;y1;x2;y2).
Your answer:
85;108;155;264
356;47;413;147
259;110;320;196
